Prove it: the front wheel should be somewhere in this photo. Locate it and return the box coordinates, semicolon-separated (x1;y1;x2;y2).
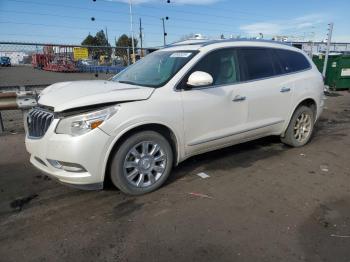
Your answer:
110;131;173;195
281;105;315;147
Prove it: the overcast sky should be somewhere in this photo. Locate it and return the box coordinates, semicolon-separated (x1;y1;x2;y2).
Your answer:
0;0;349;46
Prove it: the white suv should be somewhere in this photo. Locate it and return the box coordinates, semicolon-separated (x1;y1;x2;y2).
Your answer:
25;40;325;195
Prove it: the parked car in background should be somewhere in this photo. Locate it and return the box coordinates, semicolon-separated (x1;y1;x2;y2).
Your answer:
76;59;96;66
0;56;11;67
25;39;325;195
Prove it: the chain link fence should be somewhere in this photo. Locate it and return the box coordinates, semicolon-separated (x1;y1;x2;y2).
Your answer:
0;42;158;134
0;42;157;86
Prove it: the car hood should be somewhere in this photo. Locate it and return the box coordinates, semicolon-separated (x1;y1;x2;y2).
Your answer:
38;80;155;112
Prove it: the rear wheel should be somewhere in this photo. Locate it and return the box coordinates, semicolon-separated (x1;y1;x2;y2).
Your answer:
110;131;173;195
281;105;315;147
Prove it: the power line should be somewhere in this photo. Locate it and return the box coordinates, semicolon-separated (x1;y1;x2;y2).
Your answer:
0;34;162;47
4;0;324;29
1;9;130;25
156;0;284;19
1;9;242;35
132;1;327;30
5;0;149;19
0;37;121;47
0;10;243;39
2;19;321;44
0;33;83;40
0;21;121;32
101;0;283;22
1;1;249;30
0;18;324;44
1;0;325;43
0;21;188;38
3;0;286;29
4;0;320;36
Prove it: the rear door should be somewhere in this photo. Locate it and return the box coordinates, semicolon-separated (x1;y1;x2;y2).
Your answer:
235;47;294;136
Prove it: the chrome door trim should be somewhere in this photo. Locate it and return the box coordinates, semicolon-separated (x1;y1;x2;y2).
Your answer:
188;120;284;146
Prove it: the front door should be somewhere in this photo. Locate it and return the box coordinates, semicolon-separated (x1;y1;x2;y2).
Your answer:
179;48;249;156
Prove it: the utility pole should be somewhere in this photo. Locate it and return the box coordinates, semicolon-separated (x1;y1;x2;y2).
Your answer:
105;27;109;45
161;1;170;47
322;22;334;78
161;17;168;47
128;0;136;63
310;31;315;58
139;18;143;57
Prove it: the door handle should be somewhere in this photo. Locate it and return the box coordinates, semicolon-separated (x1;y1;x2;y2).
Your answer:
232;95;246;102
280;87;291;93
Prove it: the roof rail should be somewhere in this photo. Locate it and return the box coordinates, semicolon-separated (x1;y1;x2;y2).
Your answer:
166;39;210;47
166;38;293;48
201;38;293;47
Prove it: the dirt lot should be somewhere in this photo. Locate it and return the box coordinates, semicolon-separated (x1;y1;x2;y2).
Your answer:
0;91;350;262
0;66;114;87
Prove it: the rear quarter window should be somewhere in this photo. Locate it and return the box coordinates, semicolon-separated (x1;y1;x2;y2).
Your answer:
275;49;311;73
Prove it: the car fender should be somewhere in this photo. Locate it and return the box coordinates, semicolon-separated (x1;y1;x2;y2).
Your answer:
100;120;183;182
282;94;319;135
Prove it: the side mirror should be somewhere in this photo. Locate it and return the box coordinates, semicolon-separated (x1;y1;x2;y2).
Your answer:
186;71;213;88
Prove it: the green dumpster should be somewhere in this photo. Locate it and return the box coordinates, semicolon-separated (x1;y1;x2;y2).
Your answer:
312;54;350;90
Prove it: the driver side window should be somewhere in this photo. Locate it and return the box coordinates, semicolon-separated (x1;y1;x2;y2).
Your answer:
189;48;240;87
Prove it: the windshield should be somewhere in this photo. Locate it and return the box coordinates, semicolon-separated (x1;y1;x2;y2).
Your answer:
112;50;197;87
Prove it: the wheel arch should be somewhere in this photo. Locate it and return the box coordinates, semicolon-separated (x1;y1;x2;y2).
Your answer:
282;97;318;137
102;123;180;184
296;98;317;117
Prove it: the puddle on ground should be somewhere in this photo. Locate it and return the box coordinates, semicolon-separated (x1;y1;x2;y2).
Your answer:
113;199;144;219
9;194;38;211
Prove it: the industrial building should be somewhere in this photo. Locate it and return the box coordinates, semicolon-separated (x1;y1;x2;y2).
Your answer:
290;41;350;56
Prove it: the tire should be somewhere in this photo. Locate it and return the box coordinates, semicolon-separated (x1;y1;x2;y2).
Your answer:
110;131;173;195
281;105;315;147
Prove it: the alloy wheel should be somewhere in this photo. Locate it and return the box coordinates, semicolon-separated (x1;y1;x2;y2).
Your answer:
293;112;312;143
123;141;167;188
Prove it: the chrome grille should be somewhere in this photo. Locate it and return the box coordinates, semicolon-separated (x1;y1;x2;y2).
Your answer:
27;108;54;138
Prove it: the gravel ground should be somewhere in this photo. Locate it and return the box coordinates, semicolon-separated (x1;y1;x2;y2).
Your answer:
0;91;349;262
0;110;25;134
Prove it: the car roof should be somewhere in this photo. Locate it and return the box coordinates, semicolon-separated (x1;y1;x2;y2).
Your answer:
161;39;296;52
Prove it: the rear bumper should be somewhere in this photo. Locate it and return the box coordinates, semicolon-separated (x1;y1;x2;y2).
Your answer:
25;120;111;188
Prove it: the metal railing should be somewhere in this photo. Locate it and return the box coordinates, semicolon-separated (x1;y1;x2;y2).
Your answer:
0;41;159;133
0;90;38;133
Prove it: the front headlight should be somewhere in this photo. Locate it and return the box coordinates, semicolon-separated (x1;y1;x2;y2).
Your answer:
55;105;119;136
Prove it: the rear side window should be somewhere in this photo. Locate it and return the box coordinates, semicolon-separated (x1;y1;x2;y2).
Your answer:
275;49;311;73
237;48;276;81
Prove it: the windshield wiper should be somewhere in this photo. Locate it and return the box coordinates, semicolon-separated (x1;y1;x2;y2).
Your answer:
118;80;138;85
117;80;156;88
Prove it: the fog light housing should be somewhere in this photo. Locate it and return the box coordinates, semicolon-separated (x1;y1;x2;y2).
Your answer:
47;159;87;173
